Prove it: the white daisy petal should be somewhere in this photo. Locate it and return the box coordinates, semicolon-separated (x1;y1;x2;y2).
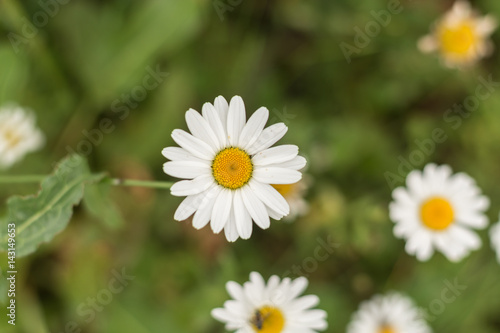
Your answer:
490;220;500;263
162;147;209;163
223;299;249;317
224;213;240;242
288;295;320;312
174;193;204;221
449;225;482;250
185;109;220;150
294;309;327;322
227;96;246;146
247;123;288;155
163;160;210;179
233;190;253;239
289;277;309;300
171;129;215;160
452;0;471;18
406;169;428;199
214;96;229;127
477;15;498;36
170;174;213;196
417;35;437;53
211;189;233;234
192;186;220;230
455;210;489;229
434;232;467;262
249;180;290;216
211;308;233;323
252;144;298;166
249;272;266;292
239;106;269;149
406;230;434;262
253;167;302;184
391;187;415;207
267;206;285;220
241;187;271;230
226;281;246;302
234;328;251;333
202;102;227;149
303;316;328;330
244;280;264;307
270;155;307;170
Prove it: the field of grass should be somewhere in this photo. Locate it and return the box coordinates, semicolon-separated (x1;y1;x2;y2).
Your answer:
1;0;500;332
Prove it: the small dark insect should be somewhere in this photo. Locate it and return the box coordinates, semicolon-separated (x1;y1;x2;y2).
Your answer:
250;310;269;330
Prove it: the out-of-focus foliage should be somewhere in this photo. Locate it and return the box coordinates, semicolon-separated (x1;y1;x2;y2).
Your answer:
0;0;499;332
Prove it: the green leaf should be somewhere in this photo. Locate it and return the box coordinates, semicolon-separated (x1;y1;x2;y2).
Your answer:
84;183;124;229
0;155;104;257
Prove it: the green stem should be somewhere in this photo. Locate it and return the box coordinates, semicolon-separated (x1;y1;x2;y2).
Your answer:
0;175;174;189
109;178;175;189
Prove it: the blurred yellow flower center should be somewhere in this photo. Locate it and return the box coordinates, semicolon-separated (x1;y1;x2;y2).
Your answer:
420;197;454;230
3;129;22;148
378;326;396;333
250;306;285;333
439;22;476;55
212;147;253;189
272;183;297;197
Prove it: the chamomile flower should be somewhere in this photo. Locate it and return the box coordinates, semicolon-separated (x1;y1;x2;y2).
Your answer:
346;292;431;333
0;105;45;169
211;272;328;333
490;218;500;263
272;177;309;221
389;163;490;262
162;96;306;242
418;1;497;68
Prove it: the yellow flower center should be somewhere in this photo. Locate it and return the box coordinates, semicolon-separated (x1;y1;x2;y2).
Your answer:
439;22;476;56
378;326;396;333
3;129;22;148
250;306;285;333
420;197;455;231
212;147;253;189
271;183;297;198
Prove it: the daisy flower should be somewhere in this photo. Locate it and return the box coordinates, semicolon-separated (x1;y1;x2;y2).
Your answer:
162;96;306;242
418;1;497;68
272;177;309;222
211;271;328;333
490;217;500;263
0;104;45;169
389;163;490;262
346;292;432;333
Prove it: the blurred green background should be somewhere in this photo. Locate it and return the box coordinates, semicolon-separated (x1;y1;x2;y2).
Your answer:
1;0;500;332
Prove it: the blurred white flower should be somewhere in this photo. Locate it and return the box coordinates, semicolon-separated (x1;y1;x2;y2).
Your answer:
212;271;328;333
162;96;306;242
490;217;500;263
271;176;309;221
418;1;497;68
346;292;432;333
0;104;45;169
389;163;489;262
